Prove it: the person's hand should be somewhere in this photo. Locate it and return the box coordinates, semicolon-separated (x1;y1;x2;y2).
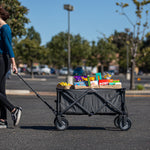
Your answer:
11;58;18;74
12;64;18;74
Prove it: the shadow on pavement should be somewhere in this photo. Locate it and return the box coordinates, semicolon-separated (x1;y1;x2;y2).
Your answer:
20;126;121;131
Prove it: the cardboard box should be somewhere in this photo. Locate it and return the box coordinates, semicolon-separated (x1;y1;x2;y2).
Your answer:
74;81;88;87
90;80;98;86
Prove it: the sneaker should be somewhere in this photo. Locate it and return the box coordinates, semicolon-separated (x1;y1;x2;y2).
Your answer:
11;107;22;126
0;120;8;129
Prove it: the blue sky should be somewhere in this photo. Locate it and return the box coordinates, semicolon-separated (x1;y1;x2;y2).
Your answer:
18;0;150;45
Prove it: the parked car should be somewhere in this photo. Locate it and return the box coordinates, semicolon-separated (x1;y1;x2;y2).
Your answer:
27;66;40;75
50;68;56;74
18;67;27;73
138;71;143;75
40;65;50;75
59;67;68;75
73;67;86;76
59;67;73;75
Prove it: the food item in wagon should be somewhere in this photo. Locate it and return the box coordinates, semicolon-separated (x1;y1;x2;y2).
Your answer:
103;73;112;79
74;76;87;82
57;82;72;86
99;79;109;85
108;79;113;82
74;81;88;87
115;82;122;85
90;77;95;81
87;75;91;86
90;80;98;86
109;82;115;85
57;82;74;89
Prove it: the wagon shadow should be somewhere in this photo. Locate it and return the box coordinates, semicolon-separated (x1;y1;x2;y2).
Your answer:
20;126;120;131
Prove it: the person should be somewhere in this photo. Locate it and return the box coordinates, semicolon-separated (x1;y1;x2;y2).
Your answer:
0;5;22;128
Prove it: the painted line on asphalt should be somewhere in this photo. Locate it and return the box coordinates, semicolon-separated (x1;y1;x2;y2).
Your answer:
7;90;150;97
126;95;150;97
30;92;56;96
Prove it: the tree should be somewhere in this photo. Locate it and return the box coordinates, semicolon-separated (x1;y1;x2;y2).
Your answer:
15;38;41;78
46;32;68;68
88;36;116;74
86;41;98;68
96;38;117;74
15;38;40;66
112;31;132;73
71;34;91;68
46;32;91;69
116;0;150;89
137;35;150;72
26;26;41;44
1;0;30;38
14;26;48;77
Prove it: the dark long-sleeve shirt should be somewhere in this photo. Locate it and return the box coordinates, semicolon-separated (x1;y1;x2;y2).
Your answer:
0;24;15;58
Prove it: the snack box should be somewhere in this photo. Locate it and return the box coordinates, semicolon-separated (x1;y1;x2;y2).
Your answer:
113;80;120;83
108;79;113;82
90;80;98;86
115;82;122;85
99;79;109;85
74;81;88;87
109;82;115;85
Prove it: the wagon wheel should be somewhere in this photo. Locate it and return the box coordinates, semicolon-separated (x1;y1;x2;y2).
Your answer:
119;118;131;131
54;117;69;131
114;116;120;128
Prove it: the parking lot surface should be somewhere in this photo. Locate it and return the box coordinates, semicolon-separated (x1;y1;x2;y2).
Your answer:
0;75;149;150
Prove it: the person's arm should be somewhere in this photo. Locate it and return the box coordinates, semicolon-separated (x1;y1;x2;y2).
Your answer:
2;26;18;73
1;26;15;58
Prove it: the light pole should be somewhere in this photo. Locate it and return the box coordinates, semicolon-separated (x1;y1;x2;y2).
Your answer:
125;28;130;80
64;4;74;84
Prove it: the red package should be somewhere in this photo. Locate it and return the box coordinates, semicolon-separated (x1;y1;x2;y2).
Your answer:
99;79;109;85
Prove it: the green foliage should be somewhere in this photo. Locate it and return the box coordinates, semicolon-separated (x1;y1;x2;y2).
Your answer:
97;38;116;64
87;36;117;73
135;84;144;90
116;0;150;89
112;31;132;73
46;32;68;68
71;34;91;68
26;26;41;44
1;0;30;38
46;32;91;69
15;38;41;67
137;46;150;71
14;25;45;68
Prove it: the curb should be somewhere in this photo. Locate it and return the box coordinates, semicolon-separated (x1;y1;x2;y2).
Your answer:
6;89;150;96
126;90;150;94
6;89;30;95
22;78;47;81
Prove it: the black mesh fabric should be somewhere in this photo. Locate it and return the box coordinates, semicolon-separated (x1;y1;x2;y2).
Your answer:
58;88;125;115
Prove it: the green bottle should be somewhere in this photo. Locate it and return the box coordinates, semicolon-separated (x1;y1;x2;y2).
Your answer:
87;75;91;86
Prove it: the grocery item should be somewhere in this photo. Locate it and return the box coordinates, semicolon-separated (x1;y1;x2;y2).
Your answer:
57;82;73;89
96;73;102;80
87;75;91;86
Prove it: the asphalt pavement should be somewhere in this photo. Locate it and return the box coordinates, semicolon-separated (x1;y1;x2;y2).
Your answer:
0;74;150;150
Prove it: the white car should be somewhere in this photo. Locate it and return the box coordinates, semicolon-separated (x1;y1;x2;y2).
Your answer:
59;67;73;75
27;66;40;75
59;67;68;75
40;65;50;75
